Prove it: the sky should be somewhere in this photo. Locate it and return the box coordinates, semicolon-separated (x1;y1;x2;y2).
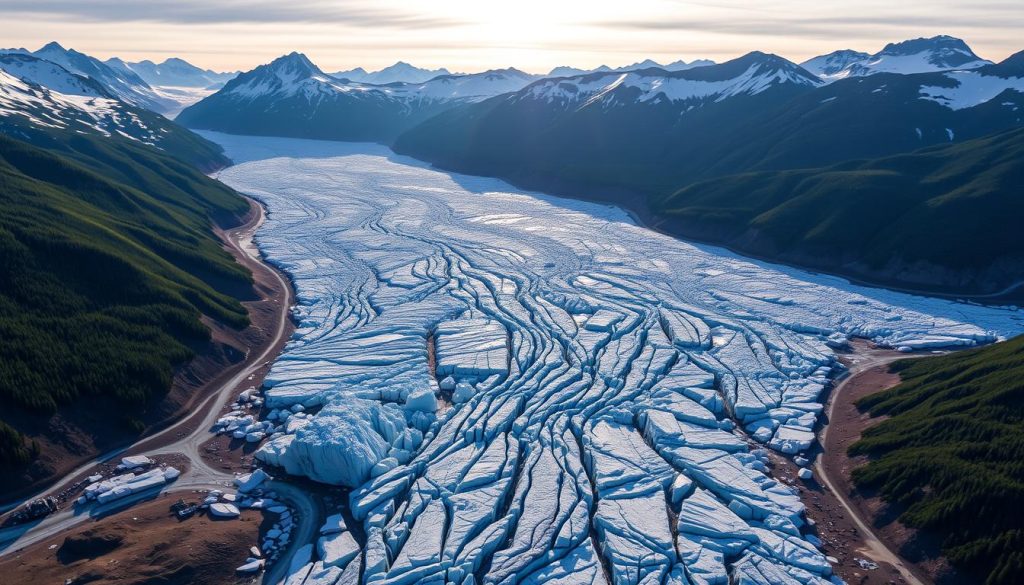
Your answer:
0;0;1021;74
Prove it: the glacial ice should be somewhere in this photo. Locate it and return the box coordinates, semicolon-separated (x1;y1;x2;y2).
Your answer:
208;133;1023;585
83;466;180;504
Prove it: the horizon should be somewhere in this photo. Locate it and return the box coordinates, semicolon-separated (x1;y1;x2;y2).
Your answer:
1;1;1021;74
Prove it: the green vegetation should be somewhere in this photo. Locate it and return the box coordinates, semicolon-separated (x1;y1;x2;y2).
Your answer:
0;131;251;468
851;335;1024;585
658;128;1024;296
0;106;230;172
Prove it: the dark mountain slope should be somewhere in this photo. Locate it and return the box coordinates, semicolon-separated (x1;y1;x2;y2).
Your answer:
396;52;1023;202
0;132;251;473
395;52;824;199
177;53;536;143
658;128;1024;296
851;335;1024;585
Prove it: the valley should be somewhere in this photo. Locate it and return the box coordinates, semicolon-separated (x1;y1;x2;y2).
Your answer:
198;133;1020;585
0;24;1022;585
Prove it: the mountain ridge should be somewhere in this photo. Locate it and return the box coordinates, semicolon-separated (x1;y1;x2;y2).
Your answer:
177;52;539;143
802;35;992;82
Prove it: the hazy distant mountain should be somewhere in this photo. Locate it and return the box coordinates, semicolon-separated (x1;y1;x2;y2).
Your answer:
802;35;991;82
332;61;452;84
179;52;537;142
106;56;237;88
547;58;715;77
547;65;612;77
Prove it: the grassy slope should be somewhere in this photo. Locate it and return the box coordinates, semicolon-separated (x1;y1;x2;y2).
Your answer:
851;336;1024;585
657;128;1024;295
0;132;251;469
0;108;230;173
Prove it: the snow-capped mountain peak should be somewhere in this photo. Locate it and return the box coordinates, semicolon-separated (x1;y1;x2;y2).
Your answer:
518;52;820;111
22;41;179;113
105;56;236;90
624;59;662;70
270;52;324;79
37;41;66;54
800;49;871;77
875;35;991;70
805;36;992;83
0;55;172;146
0;53;108;98
330;62;452;84
548;59;717;78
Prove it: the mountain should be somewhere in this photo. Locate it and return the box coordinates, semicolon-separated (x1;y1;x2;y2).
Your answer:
547;64;611;77
546;59;715;78
613;58;716;72
21;42;176;113
664;58;716;71
658;127;1024;296
396;50;1024;200
0;52;108;97
394;50;1024;294
800;49;871;78
106;56;237;88
0;128;252;484
0;53;229;170
178;52;538;143
850;334;1024;585
802;35;992;82
725;53;1024;172
332;61;451;84
332;65;368;81
395;52;825;197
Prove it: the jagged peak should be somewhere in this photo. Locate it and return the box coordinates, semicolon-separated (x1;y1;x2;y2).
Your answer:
37;41;67;53
255;52;324;82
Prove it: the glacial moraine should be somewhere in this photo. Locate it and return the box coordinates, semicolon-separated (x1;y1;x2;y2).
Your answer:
206;132;1023;585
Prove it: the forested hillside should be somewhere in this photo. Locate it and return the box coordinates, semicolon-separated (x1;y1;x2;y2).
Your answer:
657;128;1024;296
0;132;251;470
851;335;1024;585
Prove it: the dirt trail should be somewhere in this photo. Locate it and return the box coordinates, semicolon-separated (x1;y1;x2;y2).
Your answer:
0;199;320;584
813;343;929;585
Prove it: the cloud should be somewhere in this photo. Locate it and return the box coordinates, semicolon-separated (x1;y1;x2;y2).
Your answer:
597;4;1022;39
0;0;465;28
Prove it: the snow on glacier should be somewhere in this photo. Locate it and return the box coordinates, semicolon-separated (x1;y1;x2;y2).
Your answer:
206;132;1023;585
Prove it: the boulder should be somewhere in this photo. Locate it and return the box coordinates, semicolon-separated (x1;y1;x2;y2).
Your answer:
236;469;269;493
210;503;241;518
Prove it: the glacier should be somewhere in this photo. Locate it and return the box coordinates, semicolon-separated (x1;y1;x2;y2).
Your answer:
206;132;1023;585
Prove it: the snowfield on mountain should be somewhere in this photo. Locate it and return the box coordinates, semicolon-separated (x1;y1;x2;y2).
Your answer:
801;35;992;82
0;54;158;142
519;53;820;107
1;42;178;113
207;132;1023;585
178;52;539;142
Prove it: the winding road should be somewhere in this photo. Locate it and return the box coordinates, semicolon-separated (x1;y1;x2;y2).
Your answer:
814;348;927;585
0;200;319;584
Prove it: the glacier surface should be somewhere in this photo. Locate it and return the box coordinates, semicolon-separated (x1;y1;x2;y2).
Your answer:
207;132;1022;585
